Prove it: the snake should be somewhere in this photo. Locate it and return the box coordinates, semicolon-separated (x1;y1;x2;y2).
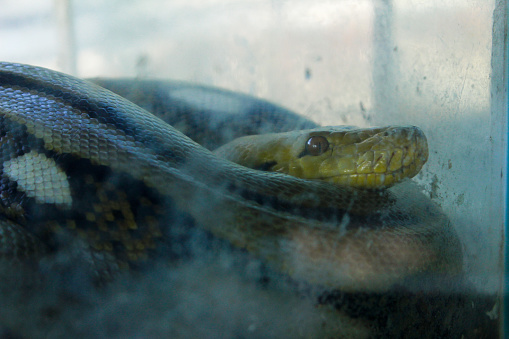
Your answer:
0;62;462;296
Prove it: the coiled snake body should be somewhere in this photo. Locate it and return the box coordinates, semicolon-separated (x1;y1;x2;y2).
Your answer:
0;62;462;296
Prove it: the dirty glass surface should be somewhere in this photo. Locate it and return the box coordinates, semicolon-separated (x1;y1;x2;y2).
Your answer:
0;0;503;337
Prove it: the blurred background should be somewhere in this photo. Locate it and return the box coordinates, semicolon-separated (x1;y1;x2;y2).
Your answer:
0;0;502;303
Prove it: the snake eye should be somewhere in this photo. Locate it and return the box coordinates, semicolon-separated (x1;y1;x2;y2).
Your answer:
305;136;329;156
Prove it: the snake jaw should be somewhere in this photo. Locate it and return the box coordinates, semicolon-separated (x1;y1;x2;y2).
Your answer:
321;167;418;188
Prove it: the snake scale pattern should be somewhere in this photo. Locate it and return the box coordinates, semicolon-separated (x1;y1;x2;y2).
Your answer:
0;62;469;337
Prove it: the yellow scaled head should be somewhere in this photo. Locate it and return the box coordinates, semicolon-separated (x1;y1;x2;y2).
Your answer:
214;125;429;189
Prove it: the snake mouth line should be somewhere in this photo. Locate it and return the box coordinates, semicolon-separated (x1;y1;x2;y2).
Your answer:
319;165;420;188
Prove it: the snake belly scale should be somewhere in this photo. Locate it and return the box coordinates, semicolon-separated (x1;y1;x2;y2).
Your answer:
0;62;462;292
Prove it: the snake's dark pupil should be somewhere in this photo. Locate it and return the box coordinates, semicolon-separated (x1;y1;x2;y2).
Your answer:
305;136;329;156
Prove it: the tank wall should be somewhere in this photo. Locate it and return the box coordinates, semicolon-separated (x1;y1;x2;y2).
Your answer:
0;0;502;298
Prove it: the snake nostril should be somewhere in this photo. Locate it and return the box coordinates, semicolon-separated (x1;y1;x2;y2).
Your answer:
305;136;329;156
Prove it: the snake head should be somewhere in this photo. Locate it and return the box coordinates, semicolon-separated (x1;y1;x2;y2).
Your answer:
214;125;429;189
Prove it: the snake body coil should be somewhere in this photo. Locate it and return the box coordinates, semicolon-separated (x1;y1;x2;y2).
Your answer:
0;62;462;294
